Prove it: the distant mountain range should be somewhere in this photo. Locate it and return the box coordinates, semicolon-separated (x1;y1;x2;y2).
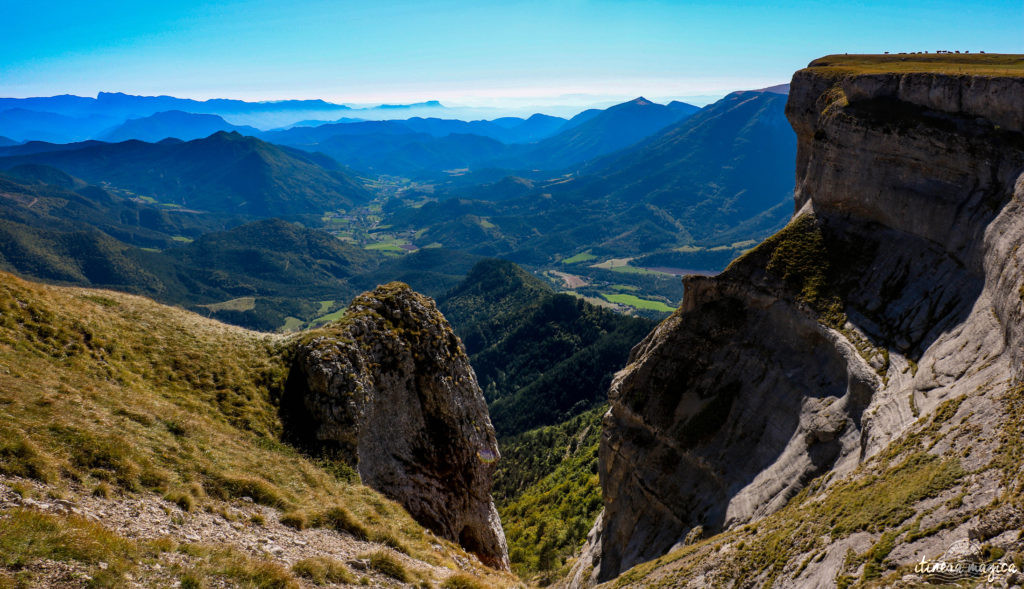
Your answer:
566;88;796;240
0;92;450;135
0;94;709;182
0;91;703;177
0;84;795;335
0;92;355;118
101;110;261;142
492;97;700;171
385;89;795;264
0;131;369;216
263;97;700;176
0;108;120;143
0;89;792;259
262;112;570;146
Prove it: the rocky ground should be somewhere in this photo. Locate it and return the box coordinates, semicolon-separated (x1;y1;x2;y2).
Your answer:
0;475;500;588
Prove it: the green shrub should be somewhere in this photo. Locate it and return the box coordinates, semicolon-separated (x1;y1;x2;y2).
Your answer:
761;214;847;326
207;474;285;508
279;511;308;530
0;435;55;483
370;530;410;555
139;466;171;491
178;545;297;589
165;490;195;512
0;508;137;569
292;556;354;585
982;545;1006;561
315;456;360;483
364;551;409;582
220;558;296;589
861;531;896;581
313;506;369;540
162;417;192;437
441;573;485;589
59;429;141;490
92;481;112;498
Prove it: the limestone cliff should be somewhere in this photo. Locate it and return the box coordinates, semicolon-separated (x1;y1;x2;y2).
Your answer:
288;282;510;570
569;54;1024;586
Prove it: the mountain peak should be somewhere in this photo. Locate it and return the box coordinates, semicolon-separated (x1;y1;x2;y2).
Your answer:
376;100;444;109
205;130;246;141
603;97;660;113
0;129;369;216
753;83;790;94
460;258;551;296
525;112;561;122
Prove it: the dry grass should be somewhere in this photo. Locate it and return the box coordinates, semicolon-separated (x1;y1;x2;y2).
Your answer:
0;271;513;585
291;556;354;585
806;53;1024;77
362;550;409;582
0;508;302;588
442;573;488;589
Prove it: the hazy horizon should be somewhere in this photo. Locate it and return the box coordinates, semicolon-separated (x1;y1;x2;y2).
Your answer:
0;91;741;124
3;0;1019;111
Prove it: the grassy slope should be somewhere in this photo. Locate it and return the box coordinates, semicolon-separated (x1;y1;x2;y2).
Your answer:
0;132;370;217
386;91;794;273
806;53;1024;76
0;271;509;588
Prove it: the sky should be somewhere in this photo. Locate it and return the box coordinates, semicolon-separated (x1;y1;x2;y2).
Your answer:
1;0;1021;108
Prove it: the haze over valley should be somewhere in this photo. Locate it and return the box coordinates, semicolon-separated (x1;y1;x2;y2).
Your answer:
0;86;797;328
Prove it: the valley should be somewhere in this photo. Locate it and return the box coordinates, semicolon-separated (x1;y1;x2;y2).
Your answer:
3;42;1024;589
1;89;794;328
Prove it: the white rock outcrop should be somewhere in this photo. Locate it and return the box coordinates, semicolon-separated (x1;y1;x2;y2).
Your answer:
569;61;1024;585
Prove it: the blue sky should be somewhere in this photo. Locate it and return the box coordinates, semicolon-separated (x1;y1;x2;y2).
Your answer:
1;0;1021;106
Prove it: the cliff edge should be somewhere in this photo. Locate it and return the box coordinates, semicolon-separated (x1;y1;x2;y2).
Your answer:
569;54;1024;587
288;282;511;570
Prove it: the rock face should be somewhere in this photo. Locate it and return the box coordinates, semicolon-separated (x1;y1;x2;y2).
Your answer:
289;282;510;570
569;57;1024;585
